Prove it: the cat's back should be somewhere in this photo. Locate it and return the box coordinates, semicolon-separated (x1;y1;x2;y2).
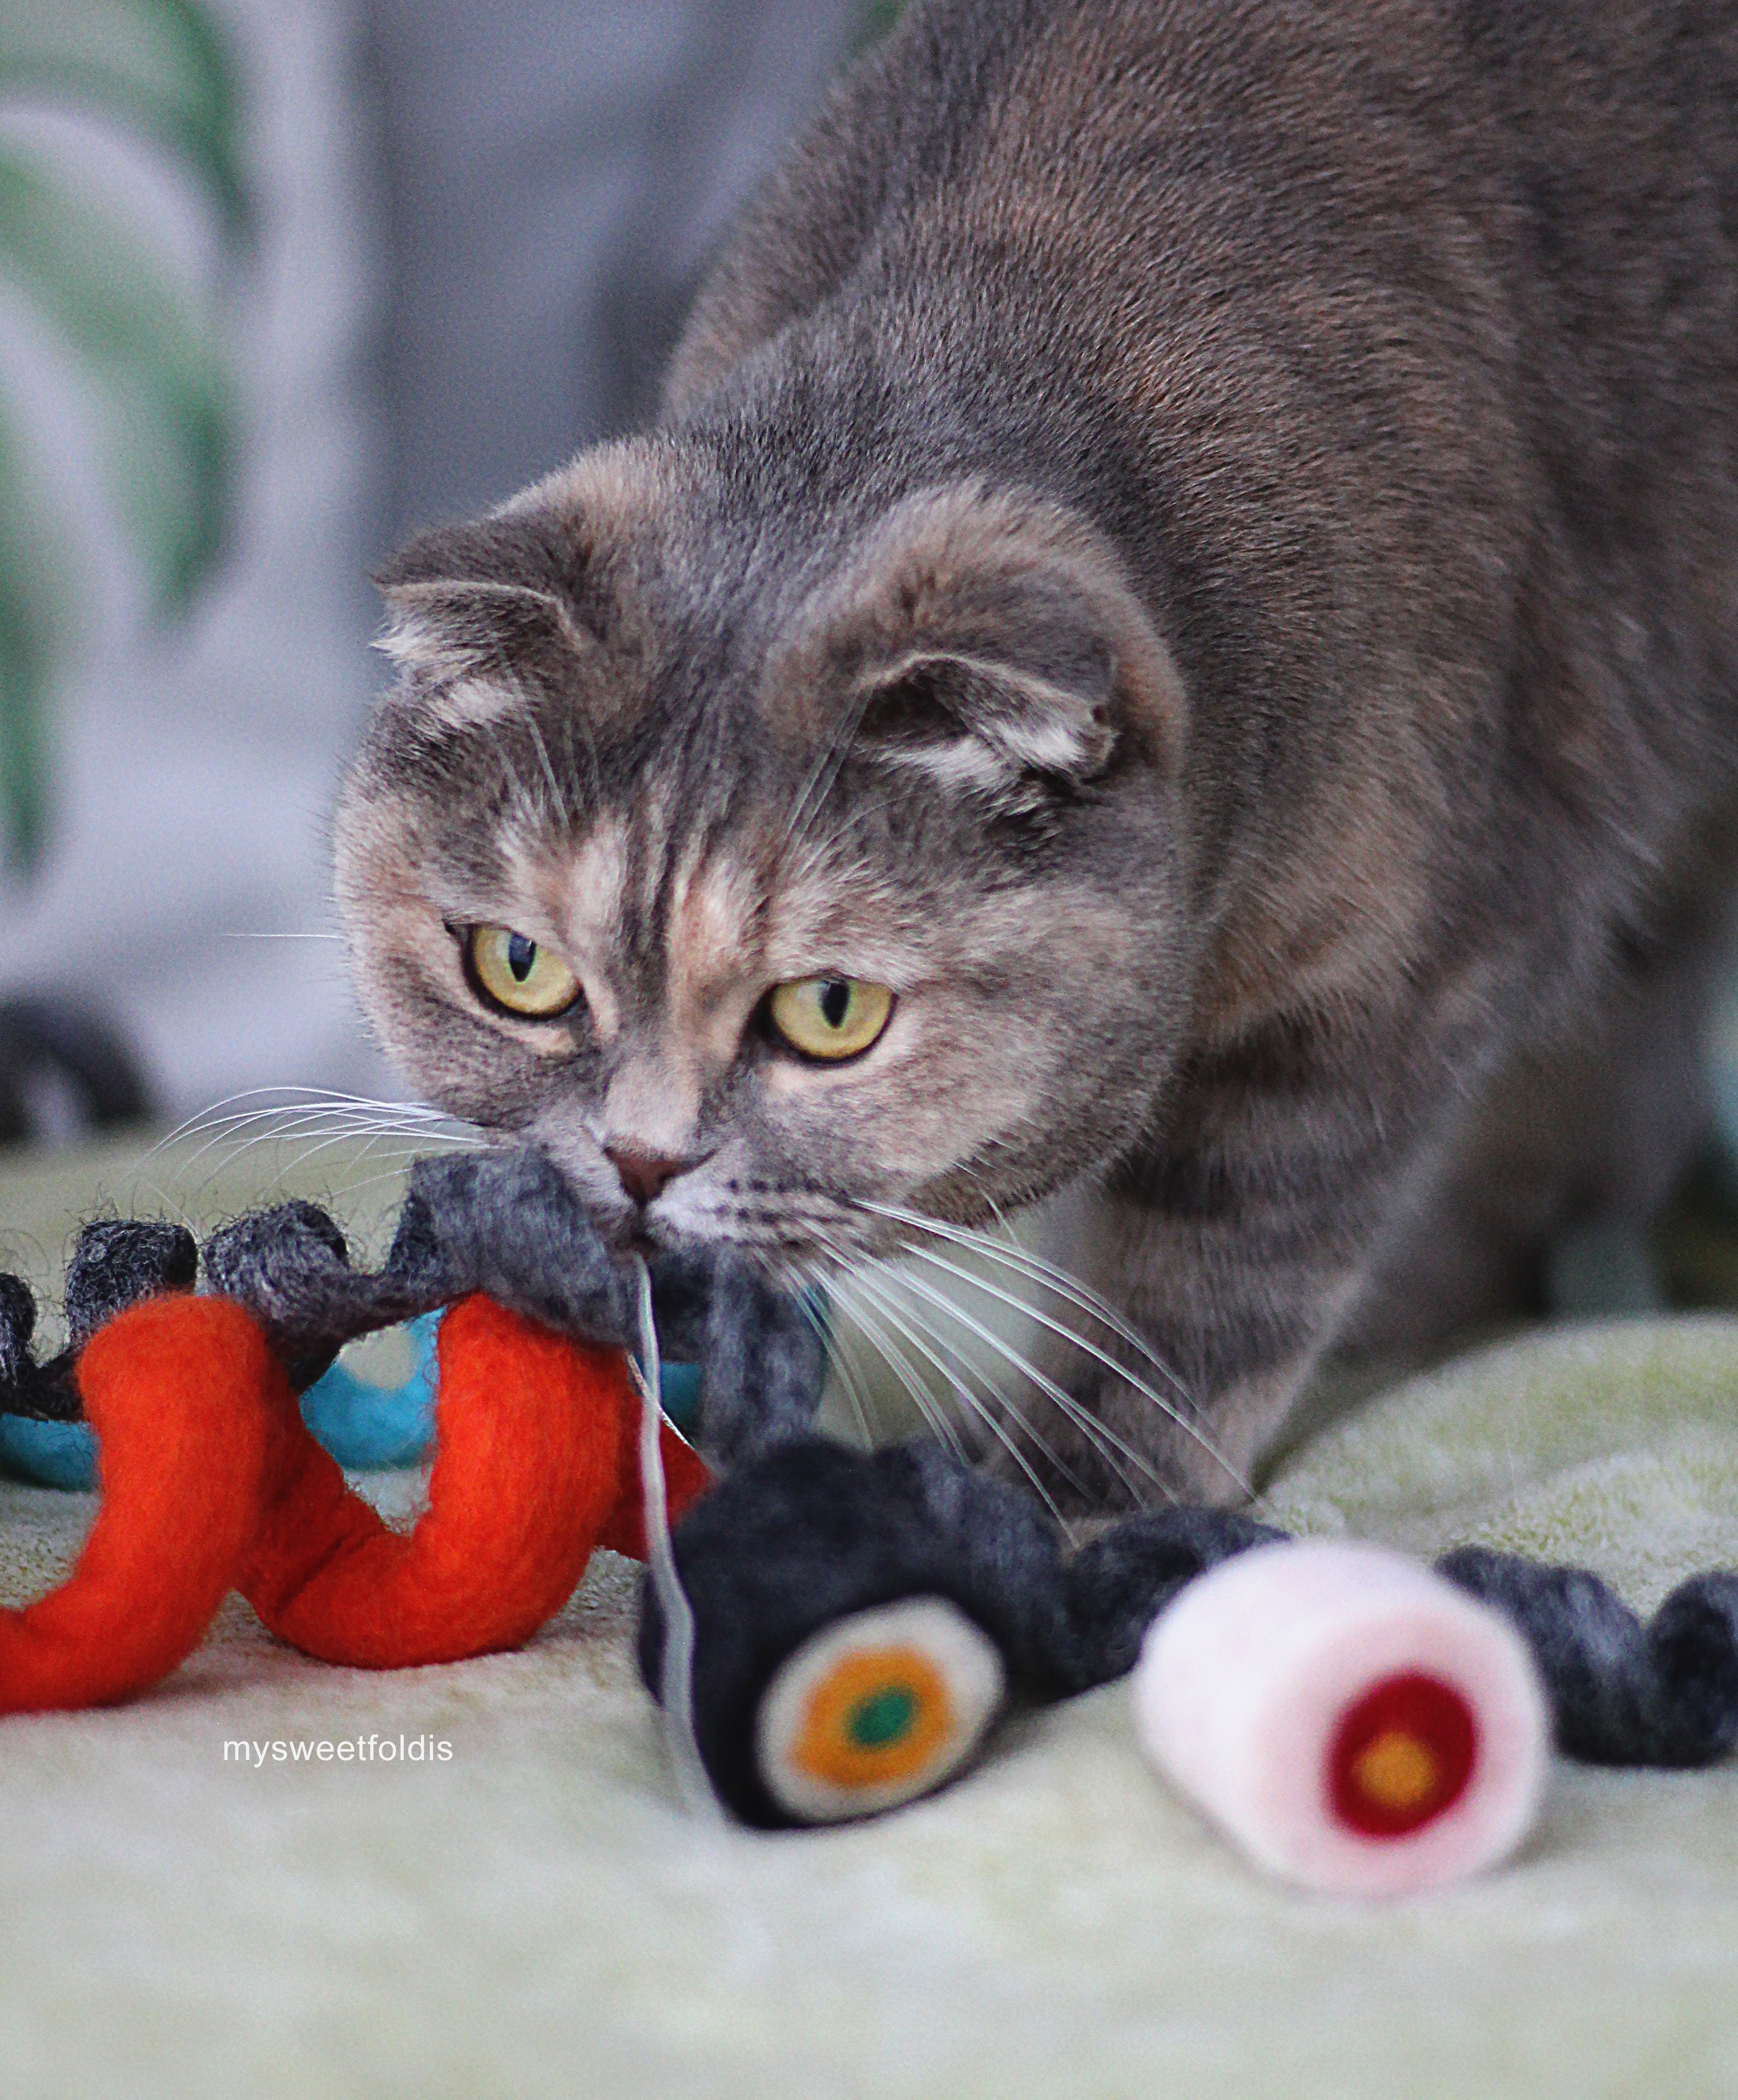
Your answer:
669;0;1737;826
656;0;1738;1062
671;0;1737;426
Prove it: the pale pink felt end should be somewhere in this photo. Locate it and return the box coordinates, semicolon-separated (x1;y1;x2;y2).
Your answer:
1131;1538;1549;1896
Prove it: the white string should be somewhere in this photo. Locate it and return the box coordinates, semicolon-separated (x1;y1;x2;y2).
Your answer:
628;1255;723;1823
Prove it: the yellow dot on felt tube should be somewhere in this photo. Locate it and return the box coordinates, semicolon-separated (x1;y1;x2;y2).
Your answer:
1349;1728;1440;1814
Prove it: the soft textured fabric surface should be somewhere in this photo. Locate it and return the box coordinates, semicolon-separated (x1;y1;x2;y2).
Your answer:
4;1142;1738;2095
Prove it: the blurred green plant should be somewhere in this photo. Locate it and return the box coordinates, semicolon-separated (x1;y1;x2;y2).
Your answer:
0;0;245;873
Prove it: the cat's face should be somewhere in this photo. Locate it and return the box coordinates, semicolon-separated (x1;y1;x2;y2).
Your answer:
335;443;1192;1274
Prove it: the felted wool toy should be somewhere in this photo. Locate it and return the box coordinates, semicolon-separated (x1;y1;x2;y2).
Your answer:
235;1290;708;1668
0;1188;722;1710
196;1146;824;1470
642;1433;1738;1850
0;1222;203;1490
3;1309;698;1492
1;1294;273;1712
1130;1540;1549;1895
0;1284;708;1710
293;1312;442;1470
0;1150;815;1488
0;1315;445;1491
10;1138;1738;1884
640;1434;1284;1827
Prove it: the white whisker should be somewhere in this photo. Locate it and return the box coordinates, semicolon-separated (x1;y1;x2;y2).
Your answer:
167;1108;375;1184
525;711;568;823
890;1239;1248;1500
854;1269;1094;1510
168;1108;429;1185
257;1125;424;1198
779;682;877;860
851;1254;1172;1508
113;1172;199;1237
841;1281;1071;1527
802;1286;882;1452
150;1098;481;1203
863;1200;1197;1408
832;1276;973;1467
144;1087;458;1168
843;1264;1077;1536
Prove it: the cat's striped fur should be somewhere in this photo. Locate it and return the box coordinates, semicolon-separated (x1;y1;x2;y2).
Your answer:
337;0;1738;1506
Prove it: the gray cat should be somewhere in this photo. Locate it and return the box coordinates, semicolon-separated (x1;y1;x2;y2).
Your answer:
334;0;1738;1509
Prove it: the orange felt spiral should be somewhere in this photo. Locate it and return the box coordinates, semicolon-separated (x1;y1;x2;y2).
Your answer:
238;1292;710;1668
597;1414;713;1560
0;1296;272;1714
1;1289;713;1709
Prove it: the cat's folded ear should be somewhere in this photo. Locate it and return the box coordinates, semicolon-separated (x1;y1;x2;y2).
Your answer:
770;483;1185;807
372;513;602;700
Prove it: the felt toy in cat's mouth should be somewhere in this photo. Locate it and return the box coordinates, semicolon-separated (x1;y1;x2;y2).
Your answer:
0;1285;711;1704
5;1152;1738;1902
0;1308;708;1488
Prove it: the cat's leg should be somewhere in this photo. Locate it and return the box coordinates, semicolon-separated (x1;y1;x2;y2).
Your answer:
1022;843;1736;1512
1345;870;1732;1364
1000;1014;1443;1511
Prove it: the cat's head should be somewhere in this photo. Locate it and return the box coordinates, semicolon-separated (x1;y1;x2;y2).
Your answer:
334;440;1191;1273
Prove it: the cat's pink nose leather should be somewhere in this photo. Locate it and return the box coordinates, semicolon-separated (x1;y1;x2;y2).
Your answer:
605;1146;684;1205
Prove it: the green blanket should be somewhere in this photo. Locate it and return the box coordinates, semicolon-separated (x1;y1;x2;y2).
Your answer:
3;1136;1736;2099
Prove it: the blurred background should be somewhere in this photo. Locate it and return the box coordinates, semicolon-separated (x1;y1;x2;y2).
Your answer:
0;0;890;1149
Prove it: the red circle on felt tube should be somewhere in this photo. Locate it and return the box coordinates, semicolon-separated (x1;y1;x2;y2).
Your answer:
1329;1671;1479;1838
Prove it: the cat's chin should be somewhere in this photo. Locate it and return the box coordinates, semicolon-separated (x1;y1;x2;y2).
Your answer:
568;1202;672;1264
573;1199;783;1271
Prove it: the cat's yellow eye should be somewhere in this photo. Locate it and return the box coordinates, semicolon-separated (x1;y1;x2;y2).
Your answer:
466;925;582;1019
768;976;894;1062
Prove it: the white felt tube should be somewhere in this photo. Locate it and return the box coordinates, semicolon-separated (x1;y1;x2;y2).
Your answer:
1131;1539;1549;1896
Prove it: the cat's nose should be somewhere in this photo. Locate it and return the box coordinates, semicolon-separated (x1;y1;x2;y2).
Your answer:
604;1145;686;1206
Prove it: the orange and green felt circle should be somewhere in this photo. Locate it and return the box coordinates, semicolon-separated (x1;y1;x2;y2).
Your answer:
754;1597;1006;1822
1328;1671;1479;1839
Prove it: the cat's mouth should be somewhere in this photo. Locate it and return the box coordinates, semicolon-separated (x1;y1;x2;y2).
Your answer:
529;1132;894;1273
620;1219;666;1261
604;1195;881;1280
